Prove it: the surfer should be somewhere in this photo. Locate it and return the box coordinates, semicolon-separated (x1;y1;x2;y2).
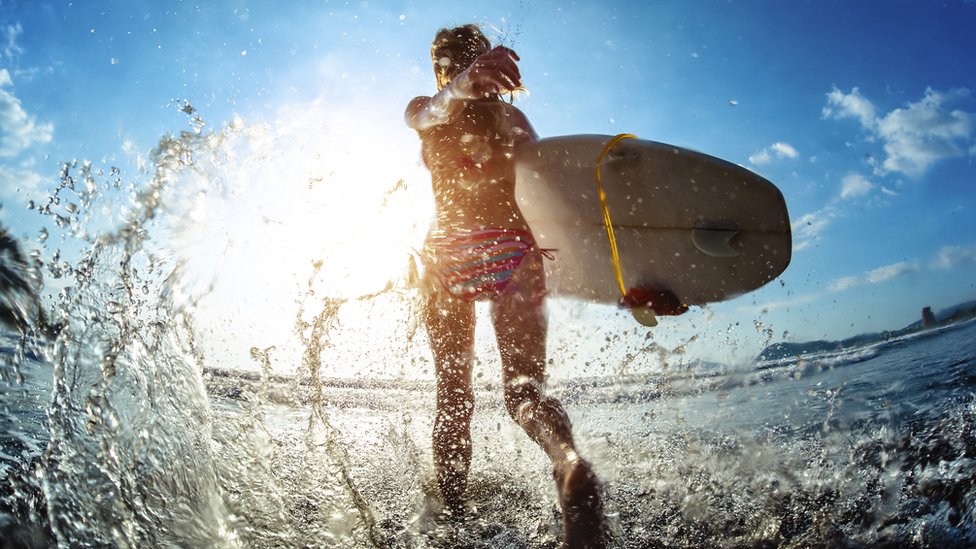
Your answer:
405;24;606;547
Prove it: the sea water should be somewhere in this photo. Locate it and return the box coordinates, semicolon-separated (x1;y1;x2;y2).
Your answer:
1;115;975;548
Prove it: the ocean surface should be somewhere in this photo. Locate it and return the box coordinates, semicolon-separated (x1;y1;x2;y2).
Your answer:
2;314;975;548
2;123;975;549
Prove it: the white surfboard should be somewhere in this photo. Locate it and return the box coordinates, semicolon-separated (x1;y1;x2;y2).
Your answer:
514;135;791;307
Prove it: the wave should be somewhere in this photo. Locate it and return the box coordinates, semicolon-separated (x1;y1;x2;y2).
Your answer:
757;316;976;368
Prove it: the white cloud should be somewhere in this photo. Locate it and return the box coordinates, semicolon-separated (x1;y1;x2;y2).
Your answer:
748;149;771;165
0;68;54;157
931;244;976;269
791;209;834;251
866;261;920;283
792;171;890;253
823;86;976;177
839;173;873;199
0;163;47;204
828;275;861;292
876;89;976;176
824;244;976;301
829;260;920;292
2;23;23;61
736;292;818;315
791;211;830;238
749;141;799;165
823;86;877;128
771;142;799;158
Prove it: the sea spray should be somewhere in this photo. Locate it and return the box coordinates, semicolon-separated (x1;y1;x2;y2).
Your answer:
30;127;241;547
11;102;425;546
287;264;380;546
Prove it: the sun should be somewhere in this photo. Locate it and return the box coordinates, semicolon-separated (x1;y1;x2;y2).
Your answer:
162;99;432;371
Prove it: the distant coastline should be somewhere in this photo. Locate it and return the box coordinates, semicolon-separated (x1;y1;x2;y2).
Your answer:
757;299;976;362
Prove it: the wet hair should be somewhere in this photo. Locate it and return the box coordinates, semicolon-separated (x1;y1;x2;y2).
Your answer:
430;24;491;91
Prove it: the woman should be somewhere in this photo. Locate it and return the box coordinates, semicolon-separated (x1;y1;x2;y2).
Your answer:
404;24;605;546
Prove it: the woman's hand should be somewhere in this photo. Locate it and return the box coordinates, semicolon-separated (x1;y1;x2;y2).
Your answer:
405;46;525;131
453;46;523;99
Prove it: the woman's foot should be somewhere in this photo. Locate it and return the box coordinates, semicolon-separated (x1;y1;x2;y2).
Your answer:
555;458;606;548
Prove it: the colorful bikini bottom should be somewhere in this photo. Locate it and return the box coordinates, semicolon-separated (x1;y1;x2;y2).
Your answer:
425;228;535;302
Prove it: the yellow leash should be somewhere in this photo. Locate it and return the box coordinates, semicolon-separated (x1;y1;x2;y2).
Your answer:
595;133;637;300
593;133;688;325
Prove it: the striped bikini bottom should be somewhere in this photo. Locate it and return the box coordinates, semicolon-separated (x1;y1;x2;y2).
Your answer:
425;228;536;302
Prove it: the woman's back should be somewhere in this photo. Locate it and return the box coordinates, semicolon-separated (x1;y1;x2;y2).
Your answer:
418;98;534;230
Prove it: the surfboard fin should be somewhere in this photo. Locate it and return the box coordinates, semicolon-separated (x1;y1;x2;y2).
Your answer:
692;226;741;258
631;307;658;327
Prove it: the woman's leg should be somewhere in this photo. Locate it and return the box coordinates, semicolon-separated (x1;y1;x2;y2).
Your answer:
491;251;605;546
425;287;476;512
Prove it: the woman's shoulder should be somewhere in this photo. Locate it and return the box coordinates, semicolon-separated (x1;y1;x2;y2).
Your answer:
495;101;537;142
404;96;433;129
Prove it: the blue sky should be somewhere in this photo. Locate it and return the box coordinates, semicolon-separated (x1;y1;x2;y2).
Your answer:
1;1;975;372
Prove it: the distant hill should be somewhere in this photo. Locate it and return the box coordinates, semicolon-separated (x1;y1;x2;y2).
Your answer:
756;299;976;362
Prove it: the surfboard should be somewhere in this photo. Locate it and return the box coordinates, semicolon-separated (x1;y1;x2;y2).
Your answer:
514;134;791;308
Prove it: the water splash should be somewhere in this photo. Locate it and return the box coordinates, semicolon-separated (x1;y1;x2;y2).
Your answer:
0;98;430;546
27;125;243;547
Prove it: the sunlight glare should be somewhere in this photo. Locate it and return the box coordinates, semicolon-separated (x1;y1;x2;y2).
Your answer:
163;99;431;370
